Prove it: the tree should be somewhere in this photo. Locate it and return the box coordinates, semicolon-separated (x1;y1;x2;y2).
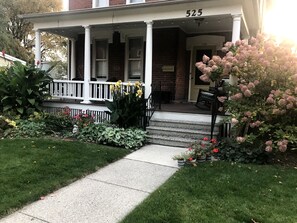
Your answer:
0;0;63;62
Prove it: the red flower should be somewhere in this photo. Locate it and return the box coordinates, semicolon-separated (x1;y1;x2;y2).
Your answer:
203;137;208;141
212;148;219;153
188;157;193;161
210;138;217;144
188;147;192;151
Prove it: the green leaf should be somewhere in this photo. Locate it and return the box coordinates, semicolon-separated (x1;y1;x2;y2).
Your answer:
16;99;23;105
3;105;12;111
28;98;35;105
17;108;24;114
27;89;33;95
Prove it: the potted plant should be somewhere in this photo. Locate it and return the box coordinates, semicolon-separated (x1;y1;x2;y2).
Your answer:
190;137;219;163
172;148;196;167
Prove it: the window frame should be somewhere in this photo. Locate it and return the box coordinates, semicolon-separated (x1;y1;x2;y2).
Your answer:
92;0;109;8
126;0;145;4
93;39;109;80
125;36;144;81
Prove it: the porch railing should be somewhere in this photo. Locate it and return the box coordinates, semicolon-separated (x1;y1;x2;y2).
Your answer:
49;80;138;101
49;80;84;100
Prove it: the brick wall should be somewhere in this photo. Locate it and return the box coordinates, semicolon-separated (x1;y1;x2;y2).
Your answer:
69;0;92;10
110;0;125;5
152;28;179;101
69;0;164;10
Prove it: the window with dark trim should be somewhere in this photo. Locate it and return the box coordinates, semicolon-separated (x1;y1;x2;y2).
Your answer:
95;40;108;78
127;37;143;80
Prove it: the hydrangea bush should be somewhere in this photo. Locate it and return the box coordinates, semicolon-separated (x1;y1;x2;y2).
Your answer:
197;34;297;161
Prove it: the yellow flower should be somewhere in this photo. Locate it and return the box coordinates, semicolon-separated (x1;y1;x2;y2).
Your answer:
136;89;143;98
134;81;140;88
110;85;115;92
127;81;131;86
5;118;16;127
115;80;122;87
124;92;129;95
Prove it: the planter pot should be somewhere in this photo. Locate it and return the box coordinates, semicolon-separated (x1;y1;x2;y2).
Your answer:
211;156;220;161
177;159;185;167
186;159;197;165
197;155;206;163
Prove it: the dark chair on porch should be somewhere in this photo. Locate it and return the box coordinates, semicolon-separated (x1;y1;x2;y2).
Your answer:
195;80;227;111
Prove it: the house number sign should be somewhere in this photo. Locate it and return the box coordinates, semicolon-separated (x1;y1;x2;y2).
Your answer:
186;9;203;17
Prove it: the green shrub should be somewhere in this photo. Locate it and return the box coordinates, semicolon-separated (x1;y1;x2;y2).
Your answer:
105;81;145;128
10;119;46;138
0;62;52;117
219;137;270;164
77;123;106;143
43;112;73;133
0;116;16;137
77;123;147;150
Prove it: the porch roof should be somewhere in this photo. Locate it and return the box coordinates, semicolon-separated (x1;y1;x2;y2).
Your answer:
19;0;263;38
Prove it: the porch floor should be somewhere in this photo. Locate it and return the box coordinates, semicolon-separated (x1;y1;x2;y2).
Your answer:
156;102;211;114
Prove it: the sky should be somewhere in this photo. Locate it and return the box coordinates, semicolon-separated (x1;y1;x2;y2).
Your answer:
263;0;297;43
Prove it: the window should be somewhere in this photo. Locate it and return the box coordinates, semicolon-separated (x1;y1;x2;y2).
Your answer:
127;37;143;80
93;0;109;8
95;40;108;79
126;0;145;4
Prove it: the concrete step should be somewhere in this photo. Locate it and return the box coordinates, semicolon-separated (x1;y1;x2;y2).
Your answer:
147;135;193;148
146;126;218;140
149;118;220;132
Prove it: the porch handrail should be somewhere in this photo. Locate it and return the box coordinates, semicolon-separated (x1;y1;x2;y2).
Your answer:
49;80;144;102
49;80;84;100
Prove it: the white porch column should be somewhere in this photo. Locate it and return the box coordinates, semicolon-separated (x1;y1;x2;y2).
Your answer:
232;14;241;43
70;38;76;80
81;25;92;104
35;29;41;67
144;21;153;99
230;14;241;85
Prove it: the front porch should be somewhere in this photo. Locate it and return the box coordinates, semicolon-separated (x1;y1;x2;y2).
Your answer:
21;0;260;104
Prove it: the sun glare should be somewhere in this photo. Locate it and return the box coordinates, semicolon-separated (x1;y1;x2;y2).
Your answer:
264;0;297;44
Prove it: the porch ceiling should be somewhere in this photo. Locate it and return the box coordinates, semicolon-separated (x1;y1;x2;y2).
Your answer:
44;15;233;38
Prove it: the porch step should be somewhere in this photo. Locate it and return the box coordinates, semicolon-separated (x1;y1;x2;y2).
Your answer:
149;119;220;132
146;135;194;148
146;126;218;141
146;113;221;147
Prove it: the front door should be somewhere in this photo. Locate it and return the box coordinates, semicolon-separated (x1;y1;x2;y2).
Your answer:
189;47;214;101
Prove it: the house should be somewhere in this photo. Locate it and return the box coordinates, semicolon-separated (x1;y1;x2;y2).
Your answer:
20;0;267;146
0;52;26;67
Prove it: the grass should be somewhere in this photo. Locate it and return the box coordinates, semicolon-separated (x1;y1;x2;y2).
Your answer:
0;138;130;217
122;161;297;223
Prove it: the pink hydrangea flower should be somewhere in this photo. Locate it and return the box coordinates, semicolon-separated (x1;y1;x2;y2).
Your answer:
244;89;252;97
236;137;246;143
265;146;273;152
265;140;273;146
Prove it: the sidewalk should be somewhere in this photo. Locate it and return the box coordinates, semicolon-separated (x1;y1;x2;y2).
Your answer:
0;145;186;223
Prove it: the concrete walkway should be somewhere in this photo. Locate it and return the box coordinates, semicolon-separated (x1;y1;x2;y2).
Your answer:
0;145;186;223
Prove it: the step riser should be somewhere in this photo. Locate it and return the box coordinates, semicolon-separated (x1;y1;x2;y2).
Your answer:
147;128;217;140
147;137;191;148
149;121;220;132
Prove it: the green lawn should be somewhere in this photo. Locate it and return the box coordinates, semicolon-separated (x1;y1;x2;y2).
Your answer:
0;138;130;217
122;161;297;223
